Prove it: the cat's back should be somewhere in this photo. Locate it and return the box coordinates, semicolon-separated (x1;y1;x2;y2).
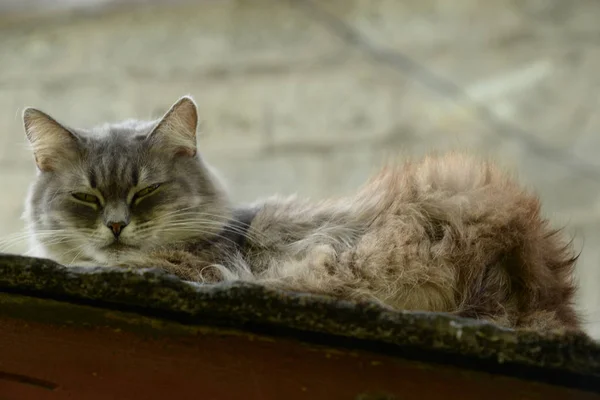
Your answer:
363;152;518;201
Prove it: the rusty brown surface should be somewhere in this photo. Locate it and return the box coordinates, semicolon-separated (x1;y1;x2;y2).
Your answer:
0;295;598;400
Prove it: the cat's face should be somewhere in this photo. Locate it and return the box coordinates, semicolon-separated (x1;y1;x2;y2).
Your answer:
22;97;230;266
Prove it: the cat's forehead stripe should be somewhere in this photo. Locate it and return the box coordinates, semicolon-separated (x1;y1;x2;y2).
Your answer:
89;169;97;188
131;168;139;187
85;150;138;195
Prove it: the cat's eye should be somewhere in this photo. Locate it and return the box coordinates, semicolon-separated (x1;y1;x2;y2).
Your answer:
134;184;161;200
72;193;99;204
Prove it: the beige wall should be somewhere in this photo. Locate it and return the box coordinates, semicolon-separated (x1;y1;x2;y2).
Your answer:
1;0;598;336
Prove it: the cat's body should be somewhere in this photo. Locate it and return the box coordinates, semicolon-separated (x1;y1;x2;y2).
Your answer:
21;97;581;331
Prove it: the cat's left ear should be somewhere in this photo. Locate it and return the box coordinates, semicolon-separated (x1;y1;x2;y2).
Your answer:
148;96;198;157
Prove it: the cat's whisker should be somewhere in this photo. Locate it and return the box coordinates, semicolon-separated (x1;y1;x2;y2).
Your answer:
37;237;80;248
134;216;272;245
134;219;226;231
67;246;89;265
54;231;105;265
0;231;76;251
147;206;224;220
133;214;231;231
52;246;87;264
127;205;274;244
139;227;243;248
133;220;270;248
0;230;66;240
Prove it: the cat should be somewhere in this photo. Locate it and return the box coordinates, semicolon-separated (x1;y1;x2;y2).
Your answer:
21;96;581;332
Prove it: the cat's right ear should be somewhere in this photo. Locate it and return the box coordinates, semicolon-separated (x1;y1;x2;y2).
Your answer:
23;108;79;172
147;96;198;158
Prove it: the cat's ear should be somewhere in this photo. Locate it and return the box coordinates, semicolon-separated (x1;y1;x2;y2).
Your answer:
148;96;198;157
23;108;79;172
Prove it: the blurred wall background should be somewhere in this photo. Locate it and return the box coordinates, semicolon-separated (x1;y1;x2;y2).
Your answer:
0;0;598;337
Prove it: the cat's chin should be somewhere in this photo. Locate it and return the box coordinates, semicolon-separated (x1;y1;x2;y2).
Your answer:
86;242;144;266
101;242;140;251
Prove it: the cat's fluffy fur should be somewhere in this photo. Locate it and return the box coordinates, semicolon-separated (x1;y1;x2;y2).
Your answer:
22;96;581;332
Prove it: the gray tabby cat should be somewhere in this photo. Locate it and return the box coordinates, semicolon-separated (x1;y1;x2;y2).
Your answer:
22;96;582;331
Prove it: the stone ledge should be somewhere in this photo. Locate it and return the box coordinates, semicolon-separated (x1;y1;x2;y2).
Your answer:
0;252;598;393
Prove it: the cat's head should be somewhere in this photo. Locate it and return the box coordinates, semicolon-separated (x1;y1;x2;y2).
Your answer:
22;96;230;266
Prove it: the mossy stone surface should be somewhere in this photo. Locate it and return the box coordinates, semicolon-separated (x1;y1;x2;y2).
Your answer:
0;253;598;383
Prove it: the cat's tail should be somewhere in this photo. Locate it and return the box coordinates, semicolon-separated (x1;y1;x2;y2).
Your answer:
361;152;581;331
406;153;581;331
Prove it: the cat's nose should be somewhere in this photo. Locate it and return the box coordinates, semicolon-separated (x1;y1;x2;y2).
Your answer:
107;221;127;238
